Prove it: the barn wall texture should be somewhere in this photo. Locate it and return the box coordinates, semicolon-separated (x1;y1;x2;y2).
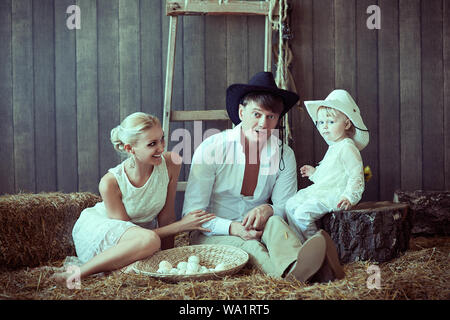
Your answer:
1;0;449;215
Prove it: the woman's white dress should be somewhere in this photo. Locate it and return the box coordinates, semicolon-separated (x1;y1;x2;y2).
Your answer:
72;156;169;264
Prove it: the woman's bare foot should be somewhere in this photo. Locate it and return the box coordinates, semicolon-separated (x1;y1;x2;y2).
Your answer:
50;268;81;289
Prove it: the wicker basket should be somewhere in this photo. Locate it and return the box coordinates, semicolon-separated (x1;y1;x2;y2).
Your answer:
132;244;249;281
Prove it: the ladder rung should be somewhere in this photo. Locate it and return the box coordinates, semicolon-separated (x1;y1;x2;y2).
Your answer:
167;0;271;16
171;110;229;121
177;181;187;191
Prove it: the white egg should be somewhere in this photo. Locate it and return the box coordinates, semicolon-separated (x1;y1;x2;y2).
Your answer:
177;269;186;275
214;263;229;271
200;266;208;273
186;262;199;273
169;268;179;274
159;260;172;270
188;255;200;264
177;261;187;271
159;266;171;274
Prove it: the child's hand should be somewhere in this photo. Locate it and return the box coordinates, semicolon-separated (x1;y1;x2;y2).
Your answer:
337;198;352;210
300;165;316;177
179;210;215;233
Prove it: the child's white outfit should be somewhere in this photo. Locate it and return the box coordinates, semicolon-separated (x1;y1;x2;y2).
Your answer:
286;138;364;242
72;156;169;264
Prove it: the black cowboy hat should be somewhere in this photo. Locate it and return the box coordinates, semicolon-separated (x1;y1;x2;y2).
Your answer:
226;72;300;125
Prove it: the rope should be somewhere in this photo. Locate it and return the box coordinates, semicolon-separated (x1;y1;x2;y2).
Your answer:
189;0;298;143
268;0;298;143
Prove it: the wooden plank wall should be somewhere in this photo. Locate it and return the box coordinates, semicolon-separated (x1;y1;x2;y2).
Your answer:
0;0;262;218
291;0;450;202
0;0;449;210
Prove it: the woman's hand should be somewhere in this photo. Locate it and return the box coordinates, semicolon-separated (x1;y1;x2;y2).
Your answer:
178;210;215;233
300;165;316;178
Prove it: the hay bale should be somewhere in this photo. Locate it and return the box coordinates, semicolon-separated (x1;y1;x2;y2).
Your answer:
318;201;412;263
0;192;101;270
394;190;450;236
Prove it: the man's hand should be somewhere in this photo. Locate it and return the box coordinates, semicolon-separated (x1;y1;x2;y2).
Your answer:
229;222;263;240
242;204;273;231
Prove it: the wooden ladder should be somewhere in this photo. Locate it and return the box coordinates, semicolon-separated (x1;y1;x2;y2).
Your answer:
163;0;276;191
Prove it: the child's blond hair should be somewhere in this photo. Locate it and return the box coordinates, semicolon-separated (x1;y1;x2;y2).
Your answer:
110;112;161;154
317;106;356;138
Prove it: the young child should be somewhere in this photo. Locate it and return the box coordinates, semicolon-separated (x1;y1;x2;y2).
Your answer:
51;112;214;286
286;90;369;242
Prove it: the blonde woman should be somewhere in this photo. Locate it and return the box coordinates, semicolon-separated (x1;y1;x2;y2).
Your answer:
52;112;214;285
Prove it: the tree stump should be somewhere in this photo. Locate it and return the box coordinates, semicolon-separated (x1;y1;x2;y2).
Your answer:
393;190;450;236
317;201;411;263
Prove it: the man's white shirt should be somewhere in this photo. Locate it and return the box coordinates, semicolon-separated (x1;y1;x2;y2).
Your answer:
182;123;298;236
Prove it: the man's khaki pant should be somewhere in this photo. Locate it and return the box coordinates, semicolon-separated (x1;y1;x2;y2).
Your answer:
189;216;303;278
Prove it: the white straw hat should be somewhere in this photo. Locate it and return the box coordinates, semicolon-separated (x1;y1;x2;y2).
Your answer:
304;89;369;151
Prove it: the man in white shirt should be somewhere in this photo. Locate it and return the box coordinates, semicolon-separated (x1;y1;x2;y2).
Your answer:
182;72;344;282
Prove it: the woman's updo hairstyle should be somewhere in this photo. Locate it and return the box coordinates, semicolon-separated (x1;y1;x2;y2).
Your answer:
110;112;161;155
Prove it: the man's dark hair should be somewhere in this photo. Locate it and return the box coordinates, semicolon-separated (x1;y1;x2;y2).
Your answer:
240;92;284;116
